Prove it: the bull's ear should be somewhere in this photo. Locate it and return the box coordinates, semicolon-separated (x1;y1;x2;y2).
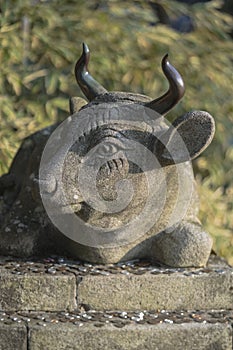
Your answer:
156;111;215;165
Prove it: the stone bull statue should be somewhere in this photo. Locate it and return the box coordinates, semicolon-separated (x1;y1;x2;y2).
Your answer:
0;43;215;267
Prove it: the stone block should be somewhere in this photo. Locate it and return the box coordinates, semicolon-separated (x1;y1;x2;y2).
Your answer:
29;322;232;350
78;269;233;311
0;323;27;350
0;272;76;311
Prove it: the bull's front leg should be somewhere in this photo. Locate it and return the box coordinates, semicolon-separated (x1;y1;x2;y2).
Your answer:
149;221;213;267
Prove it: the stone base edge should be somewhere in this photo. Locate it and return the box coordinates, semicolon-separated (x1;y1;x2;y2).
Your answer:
0;310;232;350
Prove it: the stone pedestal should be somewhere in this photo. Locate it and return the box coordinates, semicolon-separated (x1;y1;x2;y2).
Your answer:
0;255;232;349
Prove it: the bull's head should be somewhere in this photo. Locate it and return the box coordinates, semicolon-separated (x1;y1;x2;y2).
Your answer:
72;43;215;166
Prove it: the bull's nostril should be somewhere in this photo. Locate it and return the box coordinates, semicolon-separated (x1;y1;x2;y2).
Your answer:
104;158;128;174
113;159;118;169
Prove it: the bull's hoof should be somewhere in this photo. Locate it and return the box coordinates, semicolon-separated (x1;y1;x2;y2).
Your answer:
151;222;213;267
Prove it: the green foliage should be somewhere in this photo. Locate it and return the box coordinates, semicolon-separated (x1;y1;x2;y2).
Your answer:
0;0;232;263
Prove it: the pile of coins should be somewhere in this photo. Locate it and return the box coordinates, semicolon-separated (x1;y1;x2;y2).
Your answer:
0;309;232;328
0;255;231;277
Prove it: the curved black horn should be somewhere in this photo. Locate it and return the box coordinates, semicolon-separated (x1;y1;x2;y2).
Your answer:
145;54;185;115
74;43;108;101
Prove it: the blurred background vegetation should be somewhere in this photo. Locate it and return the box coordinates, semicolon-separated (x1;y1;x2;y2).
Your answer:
0;0;232;264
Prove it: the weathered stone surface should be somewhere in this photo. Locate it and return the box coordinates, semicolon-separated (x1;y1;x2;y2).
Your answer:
0;256;232;312
0;323;27;350
0;272;76;311
29;322;232;350
0;308;232;349
151;222;213;267
78;269;233;311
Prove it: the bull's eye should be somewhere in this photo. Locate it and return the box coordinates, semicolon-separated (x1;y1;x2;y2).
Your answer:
84;137;131;167
97;142;119;158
